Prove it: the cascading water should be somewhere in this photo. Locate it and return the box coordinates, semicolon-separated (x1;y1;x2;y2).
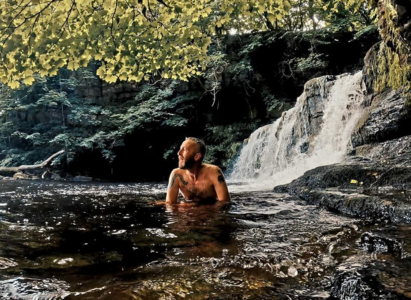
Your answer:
229;71;366;191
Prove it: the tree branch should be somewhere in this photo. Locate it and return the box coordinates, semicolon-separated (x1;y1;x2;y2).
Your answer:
0;149;65;176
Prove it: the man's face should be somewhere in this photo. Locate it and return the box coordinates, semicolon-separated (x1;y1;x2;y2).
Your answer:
178;140;199;169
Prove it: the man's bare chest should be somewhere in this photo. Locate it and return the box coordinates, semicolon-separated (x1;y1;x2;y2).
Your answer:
178;176;215;199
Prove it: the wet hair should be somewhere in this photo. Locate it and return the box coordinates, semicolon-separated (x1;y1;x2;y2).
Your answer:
186;137;206;162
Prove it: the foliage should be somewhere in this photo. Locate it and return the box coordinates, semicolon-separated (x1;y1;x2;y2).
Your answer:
204;122;262;170
0;0;381;90
0;65;201;172
374;1;410;95
335;0;411;95
0;0;295;89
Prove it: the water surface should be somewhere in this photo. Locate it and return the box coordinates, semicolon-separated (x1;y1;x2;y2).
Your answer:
0;180;400;299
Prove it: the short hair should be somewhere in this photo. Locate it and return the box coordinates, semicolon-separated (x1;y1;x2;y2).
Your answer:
186;137;206;162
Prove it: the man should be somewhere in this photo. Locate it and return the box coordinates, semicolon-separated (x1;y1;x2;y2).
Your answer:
166;137;231;203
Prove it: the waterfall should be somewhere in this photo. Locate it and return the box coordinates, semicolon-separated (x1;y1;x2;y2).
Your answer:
229;71;366;191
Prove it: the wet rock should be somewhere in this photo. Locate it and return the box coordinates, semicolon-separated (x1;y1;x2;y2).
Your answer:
288;265;298;277
330;256;405;300
279;158;411;223
355;136;411;166
284;161;411;192
333;257;411;300
359;232;404;258
351;88;410;148
0;258;18;269
331;267;387;299
73;176;93;182
273;184;289;193
0;277;70;300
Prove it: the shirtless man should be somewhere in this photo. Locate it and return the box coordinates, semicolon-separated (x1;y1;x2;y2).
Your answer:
166;137;231;203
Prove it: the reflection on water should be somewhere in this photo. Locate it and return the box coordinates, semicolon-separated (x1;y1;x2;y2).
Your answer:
0;181;407;299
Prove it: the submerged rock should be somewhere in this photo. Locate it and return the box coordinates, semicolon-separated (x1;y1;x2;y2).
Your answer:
331;256;411;300
0;277;70;300
359;232;404;258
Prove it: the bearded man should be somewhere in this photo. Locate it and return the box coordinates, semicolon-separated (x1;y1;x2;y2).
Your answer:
166;137;231;203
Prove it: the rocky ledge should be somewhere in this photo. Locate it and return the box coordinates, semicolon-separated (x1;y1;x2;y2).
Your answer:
274;135;411;224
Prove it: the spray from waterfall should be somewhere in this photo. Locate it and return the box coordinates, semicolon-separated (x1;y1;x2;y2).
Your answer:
229;71;366;191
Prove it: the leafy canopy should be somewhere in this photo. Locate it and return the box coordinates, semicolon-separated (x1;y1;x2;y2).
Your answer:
0;0;379;89
0;0;298;88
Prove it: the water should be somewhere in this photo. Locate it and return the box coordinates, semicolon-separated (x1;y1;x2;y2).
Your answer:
0;180;374;299
0;71;408;298
230;72;366;191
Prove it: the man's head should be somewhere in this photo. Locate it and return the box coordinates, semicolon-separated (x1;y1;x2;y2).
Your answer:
178;137;206;169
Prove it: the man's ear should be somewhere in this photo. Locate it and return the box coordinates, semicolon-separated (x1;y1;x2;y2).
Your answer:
194;153;202;161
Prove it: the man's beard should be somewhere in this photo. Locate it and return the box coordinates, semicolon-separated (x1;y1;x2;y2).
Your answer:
179;156;195;169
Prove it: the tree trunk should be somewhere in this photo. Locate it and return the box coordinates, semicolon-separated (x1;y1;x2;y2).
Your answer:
308;0;317;30
0;150;65;176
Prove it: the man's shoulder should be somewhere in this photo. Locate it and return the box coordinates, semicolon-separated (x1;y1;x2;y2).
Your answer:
202;164;222;173
170;168;183;175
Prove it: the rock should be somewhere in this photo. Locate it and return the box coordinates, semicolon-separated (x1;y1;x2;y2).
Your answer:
275;146;411;223
12;172;39;180
355;136;411;166
332;256;411;299
359;232;404;258
284;159;411;192
287;266;298;277
73;176;93;182
351;87;410;148
0;257;18;269
51;173;62;181
330;261;396;299
0;277;70;299
273;184;289;193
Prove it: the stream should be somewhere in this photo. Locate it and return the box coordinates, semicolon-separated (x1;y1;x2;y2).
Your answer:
0;181;410;299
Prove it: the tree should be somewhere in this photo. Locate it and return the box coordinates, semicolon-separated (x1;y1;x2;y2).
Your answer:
0;0;408;95
0;0;294;88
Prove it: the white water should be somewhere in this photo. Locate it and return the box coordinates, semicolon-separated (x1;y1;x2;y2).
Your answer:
229;72;366;192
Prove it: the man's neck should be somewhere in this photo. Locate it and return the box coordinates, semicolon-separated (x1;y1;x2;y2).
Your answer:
185;163;203;181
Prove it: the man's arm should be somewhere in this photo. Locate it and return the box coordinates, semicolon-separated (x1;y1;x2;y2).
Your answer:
213;168;231;201
166;169;180;204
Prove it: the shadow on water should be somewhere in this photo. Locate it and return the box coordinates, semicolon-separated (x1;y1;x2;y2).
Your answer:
0;181;410;299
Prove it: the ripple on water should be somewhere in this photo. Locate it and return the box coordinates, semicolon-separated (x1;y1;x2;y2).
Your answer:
0;181;407;299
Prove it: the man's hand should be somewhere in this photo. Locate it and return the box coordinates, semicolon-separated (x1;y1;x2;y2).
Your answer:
213;168;231;201
166;169;180;204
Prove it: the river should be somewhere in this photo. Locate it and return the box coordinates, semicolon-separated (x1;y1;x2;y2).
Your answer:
1;180;410;299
